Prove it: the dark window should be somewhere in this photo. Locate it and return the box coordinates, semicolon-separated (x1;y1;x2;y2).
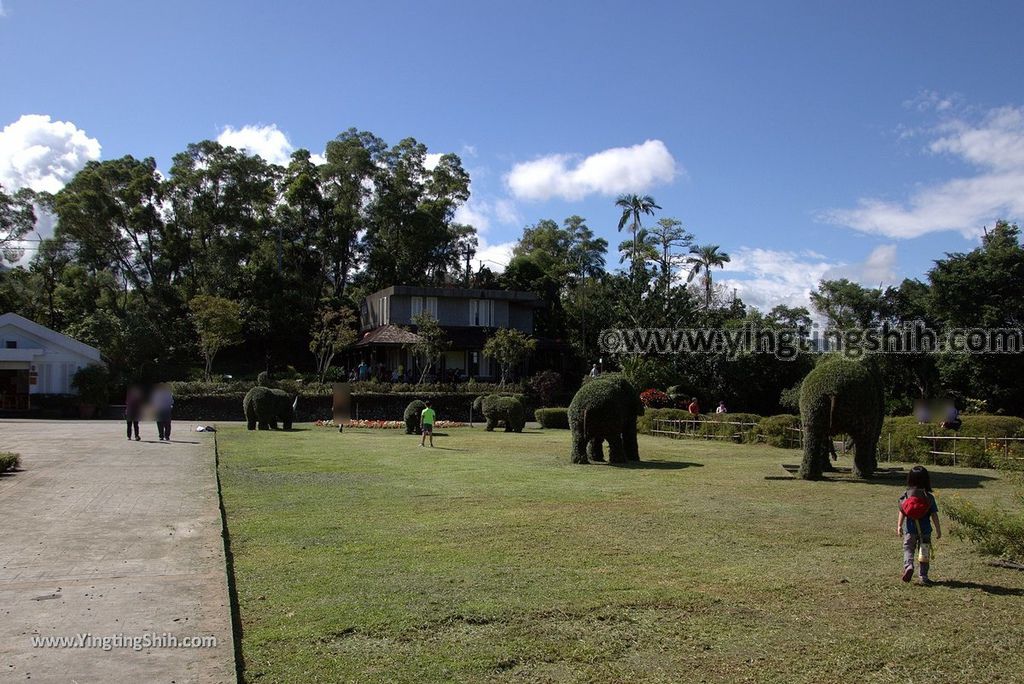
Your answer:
5;341;15;349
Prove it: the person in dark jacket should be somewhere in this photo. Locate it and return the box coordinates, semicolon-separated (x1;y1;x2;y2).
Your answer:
125;386;143;441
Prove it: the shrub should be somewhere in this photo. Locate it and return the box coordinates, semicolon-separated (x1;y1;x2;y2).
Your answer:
403;400;427;435
944;491;1024;562
482;394;526;432
637;408;691;434
527;371;563;407
754;414;802;448
879;414;1024;467
567;374;644;463
71;364;110;407
535;407;569;429
640;388;673;409
696;412;762;442
0;452;20;473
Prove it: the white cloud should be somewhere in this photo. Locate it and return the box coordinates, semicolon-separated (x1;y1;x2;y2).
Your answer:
454;200;492;231
216;124;294;165
0;114;101;193
309;152;326;166
475;240;516;272
424;153;443;171
505;139;677;201
453;195;521;232
823;244;898;285
0;1;6;17
825;105;1024;239
719;244;898;312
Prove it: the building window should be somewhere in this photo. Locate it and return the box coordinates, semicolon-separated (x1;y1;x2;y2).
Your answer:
470;299;493;326
412;296;438;320
379;296;390;325
5;340;15;349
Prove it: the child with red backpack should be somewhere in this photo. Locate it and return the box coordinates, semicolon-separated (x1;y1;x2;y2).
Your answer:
897;465;942;585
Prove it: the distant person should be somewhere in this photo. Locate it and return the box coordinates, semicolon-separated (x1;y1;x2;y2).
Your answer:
357;360;370;381
589;364;600;378
152;383;174;442
687;397;701;418
897;465;941;584
940;400;961;431
914;399;931;424
716;401;727;414
124;385;143;441
397;363;405;382
420;400;436;448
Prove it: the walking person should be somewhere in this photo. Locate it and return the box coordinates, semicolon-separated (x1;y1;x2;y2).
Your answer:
419;400;436;448
124;385;142;441
153;383;174;442
897;465;942;585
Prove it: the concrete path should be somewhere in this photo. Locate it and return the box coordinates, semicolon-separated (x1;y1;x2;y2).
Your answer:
0;420;235;684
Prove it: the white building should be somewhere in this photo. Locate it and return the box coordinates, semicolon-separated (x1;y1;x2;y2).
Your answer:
0;312;103;409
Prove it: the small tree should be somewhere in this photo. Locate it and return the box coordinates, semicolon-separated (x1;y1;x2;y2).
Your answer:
411;311;449;384
70;363;110;407
309;303;358;384
484;328;536;387
188;295;244;381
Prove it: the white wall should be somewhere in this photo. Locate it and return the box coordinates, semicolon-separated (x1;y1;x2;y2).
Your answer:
0;322;99;395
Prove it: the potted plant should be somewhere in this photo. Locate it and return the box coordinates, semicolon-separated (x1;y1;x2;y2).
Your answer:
71;364;110;419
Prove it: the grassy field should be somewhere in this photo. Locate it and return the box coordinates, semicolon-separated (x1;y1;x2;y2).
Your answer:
217;425;1024;683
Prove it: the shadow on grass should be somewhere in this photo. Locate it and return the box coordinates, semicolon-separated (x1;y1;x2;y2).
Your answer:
936;579;1024;596
773;465;998;489
609;460;703;470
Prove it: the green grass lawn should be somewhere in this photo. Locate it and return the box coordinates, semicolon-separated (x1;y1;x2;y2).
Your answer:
217;425;1024;683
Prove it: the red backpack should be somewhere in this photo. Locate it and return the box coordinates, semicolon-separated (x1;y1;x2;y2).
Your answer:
900;488;932;520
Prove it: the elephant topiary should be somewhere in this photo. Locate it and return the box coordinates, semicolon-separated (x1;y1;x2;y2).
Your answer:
798;357;884;479
481;394;526;432
243;386;296;430
404;400;426;434
568;374;644;464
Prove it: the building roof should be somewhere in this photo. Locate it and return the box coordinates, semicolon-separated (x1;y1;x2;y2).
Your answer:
353;324;424;347
367;285;543;305
0;312;103;361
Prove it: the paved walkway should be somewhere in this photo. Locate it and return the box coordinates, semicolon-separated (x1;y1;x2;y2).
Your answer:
0;420;235;683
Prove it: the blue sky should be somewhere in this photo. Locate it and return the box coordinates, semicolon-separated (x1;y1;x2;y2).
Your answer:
3;1;1024;310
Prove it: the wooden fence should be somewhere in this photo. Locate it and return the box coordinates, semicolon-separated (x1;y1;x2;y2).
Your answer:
915;435;1024;466
651;418;759;442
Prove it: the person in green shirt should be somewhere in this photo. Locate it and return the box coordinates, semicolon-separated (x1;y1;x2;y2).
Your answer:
420;401;436;447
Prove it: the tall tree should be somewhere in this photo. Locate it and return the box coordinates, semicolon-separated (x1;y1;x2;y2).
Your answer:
320;129;386;295
0;185;35;263
52;156;168;302
685;244;731;309
615;193;660;277
649;217;693;295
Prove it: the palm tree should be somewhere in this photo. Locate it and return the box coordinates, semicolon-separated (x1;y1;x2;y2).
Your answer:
685;244;731;308
615;194;660;276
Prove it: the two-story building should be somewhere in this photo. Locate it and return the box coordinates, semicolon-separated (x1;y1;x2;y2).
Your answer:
350;286;545;381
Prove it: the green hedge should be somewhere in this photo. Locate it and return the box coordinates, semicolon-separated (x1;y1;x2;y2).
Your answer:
879;415;1024;467
637;408;691;434
170;379;522;399
535;407;569;429
0;452;20;474
753;414;803;448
